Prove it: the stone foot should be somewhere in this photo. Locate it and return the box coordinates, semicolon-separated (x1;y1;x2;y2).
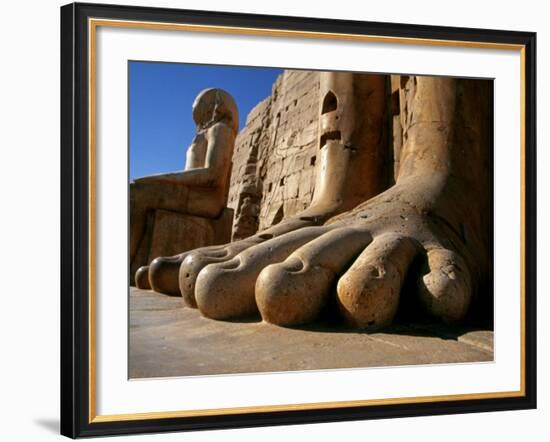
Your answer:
192;176;478;328
195;226;333;319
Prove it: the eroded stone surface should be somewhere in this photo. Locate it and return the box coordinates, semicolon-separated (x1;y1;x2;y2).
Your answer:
147;209;231;263
228;70;390;239
228;71;321;240
138;208;233;295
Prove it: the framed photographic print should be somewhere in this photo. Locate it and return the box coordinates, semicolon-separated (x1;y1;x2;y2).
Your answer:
60;2;537;438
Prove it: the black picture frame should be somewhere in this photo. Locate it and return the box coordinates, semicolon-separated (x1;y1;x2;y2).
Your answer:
60;2;537;438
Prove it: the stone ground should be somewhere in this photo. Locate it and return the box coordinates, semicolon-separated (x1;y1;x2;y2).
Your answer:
129;287;493;378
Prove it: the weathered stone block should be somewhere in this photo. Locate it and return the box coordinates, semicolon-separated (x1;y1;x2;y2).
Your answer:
228;70;321;238
130;208;233;281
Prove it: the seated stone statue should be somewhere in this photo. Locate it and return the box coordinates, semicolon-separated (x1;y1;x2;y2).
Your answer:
173;72;492;329
131;88;238;292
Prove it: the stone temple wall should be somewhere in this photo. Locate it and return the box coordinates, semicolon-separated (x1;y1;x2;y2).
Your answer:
228;70;321;240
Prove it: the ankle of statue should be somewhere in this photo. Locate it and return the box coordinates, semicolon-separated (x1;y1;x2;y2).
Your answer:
394;170;450;188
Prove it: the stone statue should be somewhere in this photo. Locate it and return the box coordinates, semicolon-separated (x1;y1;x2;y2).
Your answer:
131;88;238;292
141;72;492;330
253;75;492;327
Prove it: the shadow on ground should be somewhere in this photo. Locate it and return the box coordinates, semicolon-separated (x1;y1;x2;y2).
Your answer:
34;419;58;434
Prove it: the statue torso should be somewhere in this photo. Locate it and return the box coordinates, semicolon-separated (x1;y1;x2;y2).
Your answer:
185;132;207;170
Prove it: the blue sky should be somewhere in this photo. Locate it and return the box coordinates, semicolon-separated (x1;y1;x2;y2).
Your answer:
129;61;282;180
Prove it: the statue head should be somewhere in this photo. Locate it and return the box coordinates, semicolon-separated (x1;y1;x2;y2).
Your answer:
192;88;239;135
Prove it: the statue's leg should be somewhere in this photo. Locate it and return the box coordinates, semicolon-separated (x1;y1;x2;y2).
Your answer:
195;76;492;327
130;182;153;265
130;181;189;289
